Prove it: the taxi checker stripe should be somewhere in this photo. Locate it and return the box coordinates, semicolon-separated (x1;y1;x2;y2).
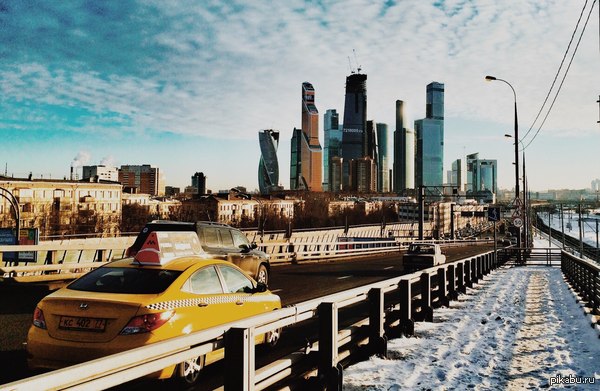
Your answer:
145;294;279;311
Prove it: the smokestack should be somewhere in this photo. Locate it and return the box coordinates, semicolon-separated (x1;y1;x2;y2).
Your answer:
70;165;74;181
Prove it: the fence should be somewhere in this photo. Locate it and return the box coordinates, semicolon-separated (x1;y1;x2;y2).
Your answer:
2;250;500;390
561;251;600;316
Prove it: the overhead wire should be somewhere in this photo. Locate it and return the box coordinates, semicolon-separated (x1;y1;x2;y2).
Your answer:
521;0;598;151
520;0;589;143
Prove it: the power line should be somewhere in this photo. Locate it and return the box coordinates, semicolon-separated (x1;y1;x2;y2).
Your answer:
522;0;598;151
520;0;590;143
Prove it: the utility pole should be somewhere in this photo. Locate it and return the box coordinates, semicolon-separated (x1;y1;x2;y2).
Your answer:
560;204;565;249
579;204;584;257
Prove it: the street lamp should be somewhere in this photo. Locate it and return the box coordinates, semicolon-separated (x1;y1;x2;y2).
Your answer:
486;75;522;257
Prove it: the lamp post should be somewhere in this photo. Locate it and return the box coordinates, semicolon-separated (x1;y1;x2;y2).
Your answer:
486;75;522;258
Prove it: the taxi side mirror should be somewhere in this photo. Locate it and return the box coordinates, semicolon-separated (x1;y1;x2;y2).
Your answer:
251;242;258;249
239;244;251;253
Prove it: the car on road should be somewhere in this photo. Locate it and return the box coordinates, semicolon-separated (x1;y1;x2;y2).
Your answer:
403;243;446;271
27;231;281;385
127;220;271;285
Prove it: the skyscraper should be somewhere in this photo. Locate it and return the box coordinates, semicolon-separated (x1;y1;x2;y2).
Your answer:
341;73;367;190
415;82;444;188
323;109;342;191
258;129;280;195
192;172;206;194
393;100;415;193
290;127;302;189
467;153;497;194
290;82;323;191
352;157;377;193
450;159;463;191
365;120;378;161
376;123;389;192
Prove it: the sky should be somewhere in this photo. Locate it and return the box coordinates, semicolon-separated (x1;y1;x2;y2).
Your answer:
1;0;599;192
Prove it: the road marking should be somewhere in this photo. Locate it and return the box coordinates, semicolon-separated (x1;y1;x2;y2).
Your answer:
384;266;394;270
337;275;352;280
271;289;283;293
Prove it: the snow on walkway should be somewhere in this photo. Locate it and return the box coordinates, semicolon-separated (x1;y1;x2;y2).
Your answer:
343;253;600;389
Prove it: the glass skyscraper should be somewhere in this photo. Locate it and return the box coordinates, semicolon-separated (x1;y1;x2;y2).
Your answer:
393;100;415;193
415;82;444;188
376;123;389;192
323;109;342;192
258;129;280;195
467;153;497;194
341;73;367;190
290;82;322;191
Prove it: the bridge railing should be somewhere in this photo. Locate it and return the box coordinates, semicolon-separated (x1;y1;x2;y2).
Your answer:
0;235;490;284
561;250;600;316
2;249;501;390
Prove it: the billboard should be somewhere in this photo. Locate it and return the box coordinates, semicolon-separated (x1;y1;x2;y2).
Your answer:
0;228;39;264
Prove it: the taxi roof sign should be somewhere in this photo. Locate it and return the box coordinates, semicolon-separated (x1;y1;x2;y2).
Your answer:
134;231;203;266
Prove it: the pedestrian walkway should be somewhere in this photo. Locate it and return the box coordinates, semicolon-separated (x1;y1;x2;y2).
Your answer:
343;239;600;390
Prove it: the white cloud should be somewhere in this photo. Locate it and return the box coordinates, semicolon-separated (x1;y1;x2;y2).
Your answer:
1;0;598;190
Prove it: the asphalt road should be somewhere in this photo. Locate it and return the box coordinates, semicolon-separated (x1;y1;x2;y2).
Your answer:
0;243;494;388
269;243;494;305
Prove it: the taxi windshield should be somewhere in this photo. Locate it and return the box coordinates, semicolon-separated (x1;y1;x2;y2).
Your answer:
68;267;181;294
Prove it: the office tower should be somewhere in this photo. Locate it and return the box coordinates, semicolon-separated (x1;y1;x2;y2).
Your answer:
323;109;342;191
191;172;207;194
341;73;367;190
451;159;463;191
290;127;302;189
426;82;444;120
119;164;164;195
467;153;497;194
301;82;323;191
258;130;280;195
404;128;415;190
290;82;323;191
415;82;444;188
364;120;378;160
352;157;377;193
330;156;343;192
376;123;389;192
393;100;415;193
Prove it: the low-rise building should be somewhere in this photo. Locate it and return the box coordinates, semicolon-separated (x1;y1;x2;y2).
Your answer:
179;191;295;225
0;176;122;237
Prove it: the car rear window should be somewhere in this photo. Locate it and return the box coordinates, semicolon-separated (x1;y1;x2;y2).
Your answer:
68;267;182;294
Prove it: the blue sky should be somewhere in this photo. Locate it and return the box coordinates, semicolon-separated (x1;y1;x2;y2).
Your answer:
1;0;598;192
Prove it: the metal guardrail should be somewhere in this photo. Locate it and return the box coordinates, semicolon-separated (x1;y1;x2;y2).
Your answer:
561;251;600;316
2;250;500;390
0;234;491;284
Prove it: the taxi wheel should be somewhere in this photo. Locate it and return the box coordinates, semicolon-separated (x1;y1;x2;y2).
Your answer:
176;355;204;385
265;327;281;348
256;264;269;285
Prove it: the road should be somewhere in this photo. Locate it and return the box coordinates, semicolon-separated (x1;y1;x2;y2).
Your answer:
0;243;494;388
270;243;494;305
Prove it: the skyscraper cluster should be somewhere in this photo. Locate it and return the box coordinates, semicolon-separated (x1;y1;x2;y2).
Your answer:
257;71;498;199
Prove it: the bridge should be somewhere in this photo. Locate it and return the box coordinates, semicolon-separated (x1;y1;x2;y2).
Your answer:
0;222;598;390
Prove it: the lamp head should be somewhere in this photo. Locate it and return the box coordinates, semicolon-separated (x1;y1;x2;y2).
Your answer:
485;75;497;81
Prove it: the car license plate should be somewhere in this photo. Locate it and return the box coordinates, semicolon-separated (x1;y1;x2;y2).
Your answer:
59;316;107;332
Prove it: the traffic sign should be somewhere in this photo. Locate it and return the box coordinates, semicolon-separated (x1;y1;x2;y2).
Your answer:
487;207;501;222
513;217;523;228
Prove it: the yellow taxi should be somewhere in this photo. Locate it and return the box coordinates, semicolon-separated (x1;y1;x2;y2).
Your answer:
26;231;281;385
